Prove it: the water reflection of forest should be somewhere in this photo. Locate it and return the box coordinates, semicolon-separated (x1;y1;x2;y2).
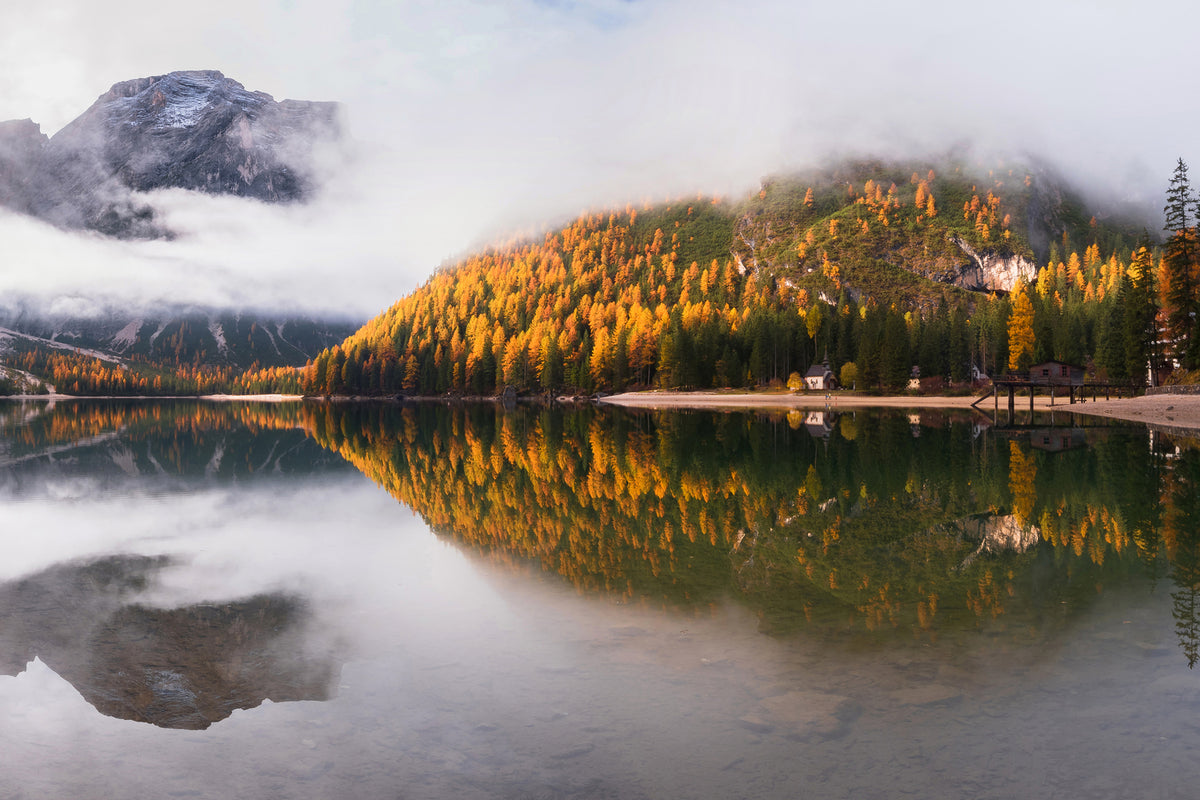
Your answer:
0;399;345;485
301;402;1200;663
5;399;1200;665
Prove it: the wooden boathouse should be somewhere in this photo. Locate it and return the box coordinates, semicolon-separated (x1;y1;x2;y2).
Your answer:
974;361;1127;413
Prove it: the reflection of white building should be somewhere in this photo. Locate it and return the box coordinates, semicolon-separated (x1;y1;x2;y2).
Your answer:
804;411;835;438
908;413;922;437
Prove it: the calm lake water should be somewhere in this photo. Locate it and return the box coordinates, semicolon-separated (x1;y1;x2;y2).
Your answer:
1;399;1198;799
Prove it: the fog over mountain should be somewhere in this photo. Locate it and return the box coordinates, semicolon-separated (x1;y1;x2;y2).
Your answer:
0;0;1193;318
0;70;340;237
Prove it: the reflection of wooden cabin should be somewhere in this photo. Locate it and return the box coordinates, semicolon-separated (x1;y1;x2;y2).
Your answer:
1029;361;1085;386
804;363;836;391
1029;428;1088;453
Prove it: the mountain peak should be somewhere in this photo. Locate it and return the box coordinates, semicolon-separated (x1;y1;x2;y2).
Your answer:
0;71;342;237
103;69;232;98
93;71;272;129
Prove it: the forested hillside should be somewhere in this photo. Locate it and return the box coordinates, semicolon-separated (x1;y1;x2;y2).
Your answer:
299;155;1154;397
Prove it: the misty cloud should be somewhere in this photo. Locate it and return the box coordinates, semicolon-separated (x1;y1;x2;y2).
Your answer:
0;0;1193;316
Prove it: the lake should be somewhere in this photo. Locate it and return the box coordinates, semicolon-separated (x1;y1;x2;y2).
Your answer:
0;399;1197;799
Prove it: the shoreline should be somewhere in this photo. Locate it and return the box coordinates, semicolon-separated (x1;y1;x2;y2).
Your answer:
5;388;1200;434
599;390;1200;433
0;393;303;403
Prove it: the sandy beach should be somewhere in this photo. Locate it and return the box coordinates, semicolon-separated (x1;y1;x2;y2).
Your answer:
600;390;1200;433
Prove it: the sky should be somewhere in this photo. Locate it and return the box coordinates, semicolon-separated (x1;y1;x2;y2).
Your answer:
0;0;1194;320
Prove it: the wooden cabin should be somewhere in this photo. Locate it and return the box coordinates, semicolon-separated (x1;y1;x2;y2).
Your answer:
1028;361;1085;387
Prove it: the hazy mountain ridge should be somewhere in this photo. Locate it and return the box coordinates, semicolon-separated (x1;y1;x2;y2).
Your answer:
0;301;358;371
0;70;340;237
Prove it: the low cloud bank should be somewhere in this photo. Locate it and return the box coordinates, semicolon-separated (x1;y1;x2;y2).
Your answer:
0;0;1189;317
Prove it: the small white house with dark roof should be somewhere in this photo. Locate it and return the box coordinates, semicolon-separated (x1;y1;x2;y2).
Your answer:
804;362;836;391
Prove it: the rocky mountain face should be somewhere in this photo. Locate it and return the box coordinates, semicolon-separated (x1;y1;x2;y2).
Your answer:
0;119;46;215
950;238;1038;292
0;70;340;237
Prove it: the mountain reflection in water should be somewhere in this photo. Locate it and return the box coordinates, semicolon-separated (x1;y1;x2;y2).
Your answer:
0;400;350;729
3;397;1200;724
6;399;1200;798
0;555;337;730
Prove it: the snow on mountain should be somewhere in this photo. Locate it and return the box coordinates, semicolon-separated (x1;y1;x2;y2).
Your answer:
0;70;342;237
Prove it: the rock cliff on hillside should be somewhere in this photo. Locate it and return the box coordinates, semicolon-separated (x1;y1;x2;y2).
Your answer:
951;238;1038;292
0;119;47;215
0;71;341;237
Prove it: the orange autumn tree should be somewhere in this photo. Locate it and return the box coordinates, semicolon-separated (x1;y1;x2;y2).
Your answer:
1007;284;1036;372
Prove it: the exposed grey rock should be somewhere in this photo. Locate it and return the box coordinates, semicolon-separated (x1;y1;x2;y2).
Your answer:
951;237;1038;292
737;714;775;733
888;684;964;708
755;690;859;740
0;118;48;215
0;70;341;237
549;743;595;760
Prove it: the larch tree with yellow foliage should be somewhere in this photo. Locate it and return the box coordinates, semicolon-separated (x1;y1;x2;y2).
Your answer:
1007;285;1036;372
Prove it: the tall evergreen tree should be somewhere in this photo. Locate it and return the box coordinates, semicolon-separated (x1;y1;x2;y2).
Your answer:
856;304;884;390
1123;241;1159;386
1163;158;1197;368
880;308;911;390
948;307;970;381
1097;276;1129;384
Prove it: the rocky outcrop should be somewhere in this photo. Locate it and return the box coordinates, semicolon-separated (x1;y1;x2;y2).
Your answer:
952;237;1038;292
0;70;341;237
0;119;48;215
